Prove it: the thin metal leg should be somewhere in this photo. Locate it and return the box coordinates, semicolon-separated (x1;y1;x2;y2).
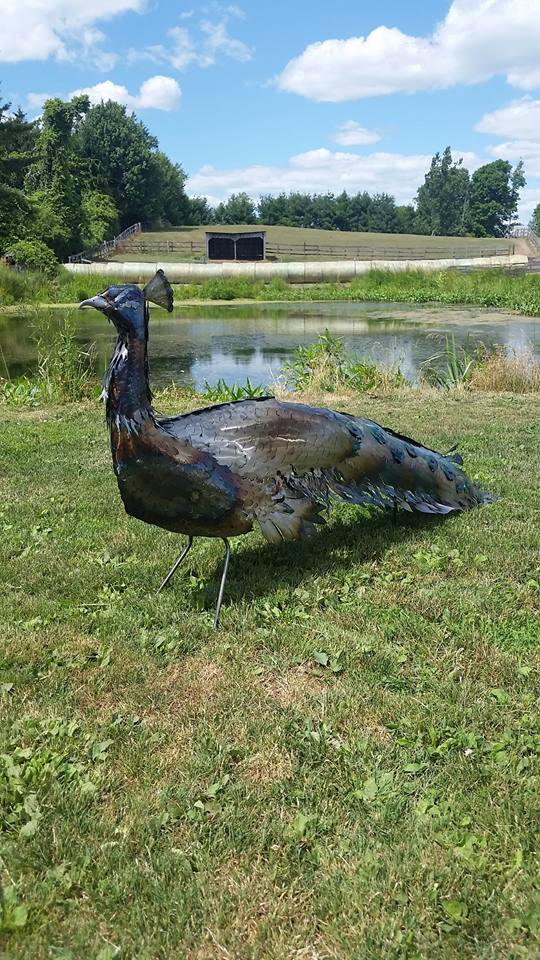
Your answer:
157;537;193;594
213;538;231;630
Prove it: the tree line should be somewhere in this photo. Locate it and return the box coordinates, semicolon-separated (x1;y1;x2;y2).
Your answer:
199;148;526;239
0;91;530;267
0;93;190;262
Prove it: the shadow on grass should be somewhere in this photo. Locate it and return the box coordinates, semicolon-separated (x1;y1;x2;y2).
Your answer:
194;508;452;606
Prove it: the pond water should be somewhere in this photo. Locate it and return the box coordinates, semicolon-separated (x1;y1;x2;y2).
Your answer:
2;300;539;391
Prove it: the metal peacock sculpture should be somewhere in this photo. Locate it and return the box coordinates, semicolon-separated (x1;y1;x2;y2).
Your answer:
81;270;492;628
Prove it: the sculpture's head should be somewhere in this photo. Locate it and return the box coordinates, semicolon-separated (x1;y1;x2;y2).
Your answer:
79;270;173;340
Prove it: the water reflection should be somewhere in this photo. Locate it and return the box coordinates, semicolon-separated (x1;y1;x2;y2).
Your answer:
1;300;538;390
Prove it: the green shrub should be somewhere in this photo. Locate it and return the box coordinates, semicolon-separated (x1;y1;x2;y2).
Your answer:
0;377;41;407
5;240;59;278
283;329;406;393
0;264;36;304
202;377;269;402
199;277;260;300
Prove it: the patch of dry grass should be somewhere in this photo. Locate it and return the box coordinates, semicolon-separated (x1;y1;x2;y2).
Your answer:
258;665;325;708
470;347;540;392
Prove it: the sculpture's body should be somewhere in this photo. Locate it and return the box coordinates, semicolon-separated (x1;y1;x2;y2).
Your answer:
81;271;492;626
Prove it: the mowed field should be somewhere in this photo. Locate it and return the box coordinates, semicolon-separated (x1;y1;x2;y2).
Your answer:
110;224;528;263
1;389;540;959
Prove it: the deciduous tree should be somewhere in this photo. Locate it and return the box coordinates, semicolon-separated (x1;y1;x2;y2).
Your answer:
75;101;160;227
467;160;525;237
214;192;257;224
529;202;540;235
415;147;469;236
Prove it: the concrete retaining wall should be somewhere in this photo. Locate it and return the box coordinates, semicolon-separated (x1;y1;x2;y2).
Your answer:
64;254;529;284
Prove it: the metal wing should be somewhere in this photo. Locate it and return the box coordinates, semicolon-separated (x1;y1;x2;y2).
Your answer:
158;396;491;545
158;397;359;480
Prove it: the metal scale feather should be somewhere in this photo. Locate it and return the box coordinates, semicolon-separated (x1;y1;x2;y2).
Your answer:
81;270;493;628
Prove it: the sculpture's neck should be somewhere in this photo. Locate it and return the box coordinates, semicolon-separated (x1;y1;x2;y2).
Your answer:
104;334;153;425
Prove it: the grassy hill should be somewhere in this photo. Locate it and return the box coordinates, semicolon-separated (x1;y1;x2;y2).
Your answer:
111;224;527;263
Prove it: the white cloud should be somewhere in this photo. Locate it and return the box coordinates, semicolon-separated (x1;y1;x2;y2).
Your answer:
518;186;540;223
482;138;540;182
276;0;540;101
136;76;181;110
476;97;540;139
69;76;181;111
26;91;53;111
476;97;540;185
332;121;381;146
188;146;481;205
487;139;540;170
80;28;119;71
128;6;252;70
506;67;540;91
0;0;144;63
167;27;199;69
199;17;252;63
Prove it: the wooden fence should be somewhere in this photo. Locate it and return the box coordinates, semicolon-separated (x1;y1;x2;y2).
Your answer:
68;222;142;264
121;238;514;262
512;226;540;255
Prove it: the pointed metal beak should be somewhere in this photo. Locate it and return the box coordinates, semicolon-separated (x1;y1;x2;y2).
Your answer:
79;295;109;312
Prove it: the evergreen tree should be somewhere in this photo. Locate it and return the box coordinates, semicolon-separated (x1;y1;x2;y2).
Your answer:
188;196;215;225
368;193;398;233
348;192;372;232
396;205;417;234
0;103;37;189
311;194;337;230
286;192;315;228
333;191;352;231
258;193;289;224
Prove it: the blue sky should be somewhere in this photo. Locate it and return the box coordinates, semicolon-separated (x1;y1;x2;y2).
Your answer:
2;0;540;219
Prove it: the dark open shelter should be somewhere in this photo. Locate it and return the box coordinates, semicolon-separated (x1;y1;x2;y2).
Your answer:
206;231;266;261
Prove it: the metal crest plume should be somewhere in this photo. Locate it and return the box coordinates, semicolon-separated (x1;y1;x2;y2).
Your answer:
80;270;493;629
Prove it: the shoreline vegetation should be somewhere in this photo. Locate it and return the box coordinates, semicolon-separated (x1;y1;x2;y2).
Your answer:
1;264;540;405
2;264;540;315
1;319;539;409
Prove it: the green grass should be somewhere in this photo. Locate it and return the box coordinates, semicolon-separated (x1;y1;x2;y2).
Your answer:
4;266;540;318
0;265;127;308
172;269;540;316
112;223;522;262
1;391;540;958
